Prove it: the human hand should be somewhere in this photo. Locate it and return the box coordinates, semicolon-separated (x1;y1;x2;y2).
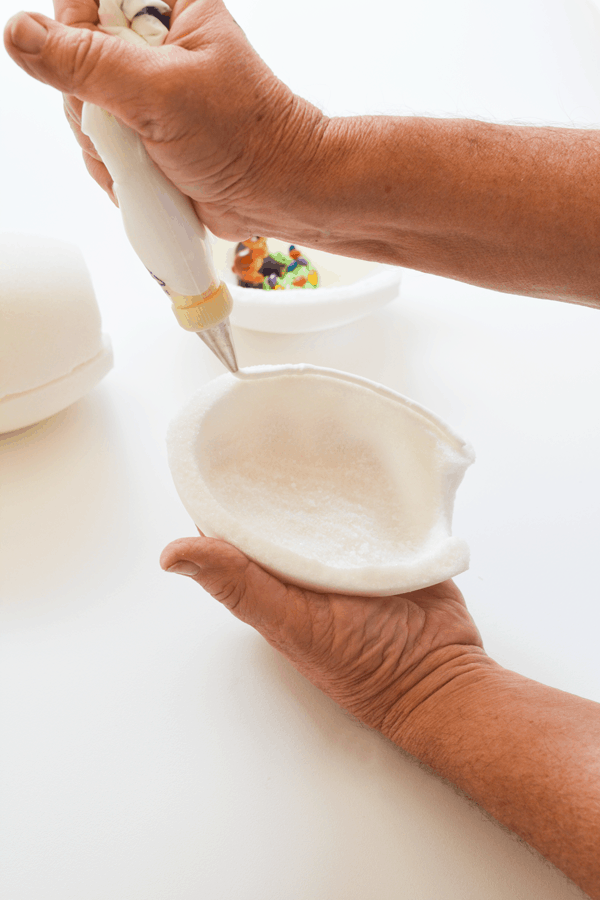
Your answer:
4;0;327;242
160;534;488;742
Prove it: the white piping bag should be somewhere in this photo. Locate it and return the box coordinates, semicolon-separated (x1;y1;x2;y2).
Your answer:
81;0;238;372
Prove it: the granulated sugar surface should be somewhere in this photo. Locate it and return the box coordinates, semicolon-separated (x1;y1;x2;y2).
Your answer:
205;429;411;567
196;373;444;568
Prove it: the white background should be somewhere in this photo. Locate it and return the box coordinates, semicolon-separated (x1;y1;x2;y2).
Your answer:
2;0;600;897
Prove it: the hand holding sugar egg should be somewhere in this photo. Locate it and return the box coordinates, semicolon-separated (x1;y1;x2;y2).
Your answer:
161;364;482;742
160;536;485;742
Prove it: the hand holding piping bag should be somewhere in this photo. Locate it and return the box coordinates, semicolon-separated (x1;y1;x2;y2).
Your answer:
81;0;238;371
4;0;326;371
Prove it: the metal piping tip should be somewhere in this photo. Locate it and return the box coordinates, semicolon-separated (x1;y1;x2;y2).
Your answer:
196;319;239;373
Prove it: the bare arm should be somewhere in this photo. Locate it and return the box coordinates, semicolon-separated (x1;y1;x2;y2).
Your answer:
160;538;600;899
295;115;600;307
5;2;600;307
382;653;600;898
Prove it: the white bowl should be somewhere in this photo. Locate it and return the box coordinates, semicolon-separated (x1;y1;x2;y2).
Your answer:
210;239;402;333
0;234;113;433
167;365;474;596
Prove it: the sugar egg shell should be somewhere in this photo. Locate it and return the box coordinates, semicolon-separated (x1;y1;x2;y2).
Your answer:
167;365;475;596
0;234;112;433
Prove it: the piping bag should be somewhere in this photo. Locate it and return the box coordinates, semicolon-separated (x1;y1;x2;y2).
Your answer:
81;0;238;373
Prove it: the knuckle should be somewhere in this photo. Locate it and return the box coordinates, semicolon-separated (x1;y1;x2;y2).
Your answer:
128;58;192;141
54;28;104;95
217;581;241;608
129;91;180;143
55;1;96;29
69;30;101;91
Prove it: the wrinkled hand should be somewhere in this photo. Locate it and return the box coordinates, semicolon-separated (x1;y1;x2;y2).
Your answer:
4;0;327;241
160;534;487;741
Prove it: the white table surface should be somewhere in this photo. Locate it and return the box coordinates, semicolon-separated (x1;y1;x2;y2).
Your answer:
2;0;599;897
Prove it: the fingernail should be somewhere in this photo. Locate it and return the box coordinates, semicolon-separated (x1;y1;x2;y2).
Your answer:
10;12;48;54
167;561;201;577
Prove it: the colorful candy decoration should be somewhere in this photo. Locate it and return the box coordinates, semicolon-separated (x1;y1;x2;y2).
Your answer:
232;239;319;291
231;236;270;288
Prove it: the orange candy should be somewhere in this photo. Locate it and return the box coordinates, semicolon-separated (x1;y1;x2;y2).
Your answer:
232;237;269;285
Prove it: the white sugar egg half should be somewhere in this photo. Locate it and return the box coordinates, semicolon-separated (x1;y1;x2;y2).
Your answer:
0;234;112;433
167;365;475;596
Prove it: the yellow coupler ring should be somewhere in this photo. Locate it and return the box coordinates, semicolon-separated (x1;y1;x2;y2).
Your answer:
169;281;234;332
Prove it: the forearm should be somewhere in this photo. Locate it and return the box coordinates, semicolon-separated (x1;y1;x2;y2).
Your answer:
385;655;600;898
291;115;600;306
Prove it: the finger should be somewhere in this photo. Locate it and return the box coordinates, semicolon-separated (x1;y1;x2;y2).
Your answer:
63;92;82;126
53;0;180;28
168;0;235;51
83;149;117;203
53;0;99;28
62;77;117;201
53;0;179;27
64;95;102;158
160;535;315;640
161;535;284;613
4;11;178;131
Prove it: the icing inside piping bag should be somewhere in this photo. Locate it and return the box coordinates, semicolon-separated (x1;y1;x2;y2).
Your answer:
98;0;170;46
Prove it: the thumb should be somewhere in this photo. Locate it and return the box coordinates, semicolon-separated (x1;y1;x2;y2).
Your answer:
4;12;168;127
160;535;297;630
